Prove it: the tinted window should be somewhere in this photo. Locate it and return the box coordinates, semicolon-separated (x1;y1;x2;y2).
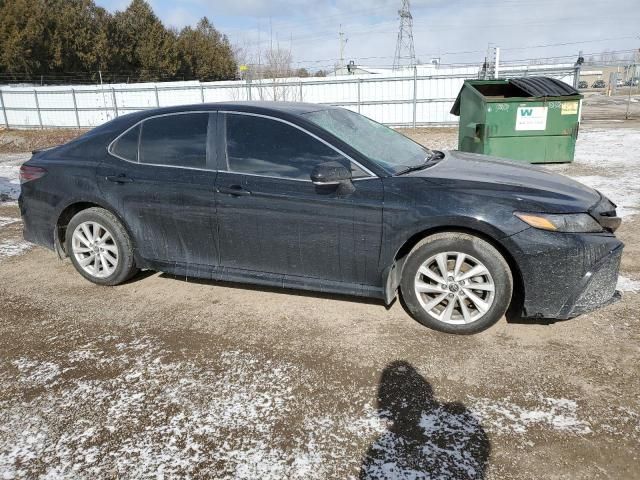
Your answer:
225;114;365;180
111;124;140;161
139;113;208;168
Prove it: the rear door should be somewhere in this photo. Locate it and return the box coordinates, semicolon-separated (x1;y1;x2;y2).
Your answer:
98;111;219;272
215;111;384;287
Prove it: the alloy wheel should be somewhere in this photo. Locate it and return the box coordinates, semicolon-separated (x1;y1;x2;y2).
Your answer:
413;251;495;325
71;221;119;278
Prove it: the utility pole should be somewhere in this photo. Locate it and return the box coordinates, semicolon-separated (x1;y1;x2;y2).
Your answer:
483;44;500;79
339;24;348;70
393;0;416;70
573;51;584;90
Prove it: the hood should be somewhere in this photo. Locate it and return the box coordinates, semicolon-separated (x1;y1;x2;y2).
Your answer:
408;150;601;213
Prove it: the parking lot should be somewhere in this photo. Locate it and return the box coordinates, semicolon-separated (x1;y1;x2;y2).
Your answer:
1;118;639;478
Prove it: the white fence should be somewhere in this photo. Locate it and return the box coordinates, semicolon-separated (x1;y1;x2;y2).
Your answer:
0;66;575;129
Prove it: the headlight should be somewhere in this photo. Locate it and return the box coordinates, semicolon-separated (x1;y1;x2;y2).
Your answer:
514;212;603;233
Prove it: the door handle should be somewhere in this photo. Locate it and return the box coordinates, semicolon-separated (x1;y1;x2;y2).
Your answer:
217;185;251;196
106;174;134;184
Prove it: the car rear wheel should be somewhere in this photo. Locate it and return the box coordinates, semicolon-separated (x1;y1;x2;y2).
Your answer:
65;207;138;285
400;232;513;334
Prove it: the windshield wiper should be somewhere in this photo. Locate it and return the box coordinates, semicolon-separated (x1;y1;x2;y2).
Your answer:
394;150;445;176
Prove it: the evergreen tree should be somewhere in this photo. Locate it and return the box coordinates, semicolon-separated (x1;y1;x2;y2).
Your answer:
108;0;179;81
0;0;238;83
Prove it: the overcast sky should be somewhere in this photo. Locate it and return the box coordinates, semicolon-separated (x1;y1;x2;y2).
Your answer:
96;0;640;70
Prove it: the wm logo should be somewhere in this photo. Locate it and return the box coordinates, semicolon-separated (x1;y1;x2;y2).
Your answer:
520;108;533;116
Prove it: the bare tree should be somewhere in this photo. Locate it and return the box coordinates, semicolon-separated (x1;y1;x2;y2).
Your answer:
231;37;304;102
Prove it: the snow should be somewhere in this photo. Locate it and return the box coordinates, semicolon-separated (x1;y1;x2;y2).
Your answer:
470;396;592;435
0;240;31;259
564;128;640;218
0;334;602;479
1;336;373;479
570;174;639;218
617;275;640;293
0;154;25;202
0;217;19;227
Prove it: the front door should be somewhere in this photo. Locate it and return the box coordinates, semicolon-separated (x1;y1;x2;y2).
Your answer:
98;111;219;272
215;112;383;287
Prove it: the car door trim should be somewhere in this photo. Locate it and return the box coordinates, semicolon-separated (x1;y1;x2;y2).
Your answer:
220;110;378;180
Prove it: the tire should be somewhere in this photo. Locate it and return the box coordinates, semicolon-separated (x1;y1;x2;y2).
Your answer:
400;232;512;334
65;207;138;286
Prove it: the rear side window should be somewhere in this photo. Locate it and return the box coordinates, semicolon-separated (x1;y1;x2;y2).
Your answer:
139;113;208;168
111;124;140;161
225;113;363;180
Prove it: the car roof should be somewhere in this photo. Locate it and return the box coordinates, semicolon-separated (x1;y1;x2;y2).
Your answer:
99;101;336;133
216;101;332;115
130;101;334;119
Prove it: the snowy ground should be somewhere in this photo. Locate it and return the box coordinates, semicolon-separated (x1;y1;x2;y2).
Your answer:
545;127;640;218
0;153;25;203
1;125;639;479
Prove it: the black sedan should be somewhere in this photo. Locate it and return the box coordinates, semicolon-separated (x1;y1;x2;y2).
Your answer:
19;102;623;334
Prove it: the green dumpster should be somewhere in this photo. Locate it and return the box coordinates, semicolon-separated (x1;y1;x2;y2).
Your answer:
450;77;583;163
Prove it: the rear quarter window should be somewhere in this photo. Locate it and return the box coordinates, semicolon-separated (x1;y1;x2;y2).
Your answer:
110;125;140;162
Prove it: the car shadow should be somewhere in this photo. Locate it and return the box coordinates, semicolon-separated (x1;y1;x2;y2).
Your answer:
156;272;389;307
360;361;490;479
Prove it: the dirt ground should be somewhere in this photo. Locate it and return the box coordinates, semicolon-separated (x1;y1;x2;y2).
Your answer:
0;127;86;154
1;116;639;478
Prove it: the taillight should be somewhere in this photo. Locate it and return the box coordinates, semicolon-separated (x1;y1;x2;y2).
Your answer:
19;165;46;184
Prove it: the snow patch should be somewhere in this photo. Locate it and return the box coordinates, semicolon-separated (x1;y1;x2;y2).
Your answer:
0;165;20;201
0;217;20;227
0;336;376;479
565;128;640;218
617;275;640;293
12;358;61;386
570;174;639;218
0;336;612;479
574;128;640;170
470;396;591;435
0;240;31;259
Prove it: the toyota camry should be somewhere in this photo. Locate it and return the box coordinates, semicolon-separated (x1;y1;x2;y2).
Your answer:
19;102;623;334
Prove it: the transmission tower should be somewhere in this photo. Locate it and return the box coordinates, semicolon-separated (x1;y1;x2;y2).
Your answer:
393;0;416;70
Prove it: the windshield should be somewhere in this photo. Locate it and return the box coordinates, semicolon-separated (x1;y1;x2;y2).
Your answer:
302;108;431;175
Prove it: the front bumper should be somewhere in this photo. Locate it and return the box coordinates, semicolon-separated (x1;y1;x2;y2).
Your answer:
504;228;623;319
557;243;622;318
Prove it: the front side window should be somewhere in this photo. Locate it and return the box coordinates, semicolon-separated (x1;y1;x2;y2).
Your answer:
139;113;208;168
111;124;140;161
225;113;366;180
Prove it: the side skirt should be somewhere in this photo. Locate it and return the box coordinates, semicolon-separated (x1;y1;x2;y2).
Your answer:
145;260;386;301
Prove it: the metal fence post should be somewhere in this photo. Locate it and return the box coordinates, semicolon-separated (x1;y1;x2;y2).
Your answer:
34;89;43;129
200;84;205;103
299;81;303;102
357;78;361;113
0;89;8;129
626;63;636;120
154;85;160;107
71;88;80;129
412;66;418;128
111;88;119;117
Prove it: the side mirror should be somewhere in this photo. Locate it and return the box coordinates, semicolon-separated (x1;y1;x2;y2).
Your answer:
310;161;352;186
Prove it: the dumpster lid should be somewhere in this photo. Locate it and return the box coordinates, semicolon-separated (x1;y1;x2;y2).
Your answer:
450;76;580;115
508;76;579;97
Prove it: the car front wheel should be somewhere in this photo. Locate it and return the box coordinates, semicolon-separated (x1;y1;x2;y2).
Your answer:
400;232;513;334
65;207;138;285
